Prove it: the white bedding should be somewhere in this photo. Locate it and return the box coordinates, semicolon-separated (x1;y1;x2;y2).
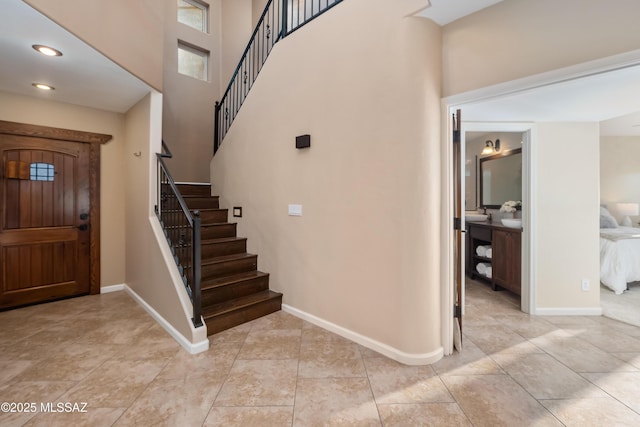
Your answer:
600;226;640;294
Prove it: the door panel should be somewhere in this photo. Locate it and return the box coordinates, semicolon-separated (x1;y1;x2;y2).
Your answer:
453;109;463;342
0;135;91;309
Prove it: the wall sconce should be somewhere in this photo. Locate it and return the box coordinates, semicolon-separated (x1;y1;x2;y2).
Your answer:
296;134;311;149
616;202;639;226
481;138;500;155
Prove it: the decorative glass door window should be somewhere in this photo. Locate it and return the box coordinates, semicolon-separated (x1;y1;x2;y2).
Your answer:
30;162;55;181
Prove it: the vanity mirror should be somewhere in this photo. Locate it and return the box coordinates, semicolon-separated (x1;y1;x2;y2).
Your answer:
479;148;522;208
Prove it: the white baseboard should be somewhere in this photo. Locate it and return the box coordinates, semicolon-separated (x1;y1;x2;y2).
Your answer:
535;307;603;316
100;284;125;293
282;304;443;366
104;284;209;354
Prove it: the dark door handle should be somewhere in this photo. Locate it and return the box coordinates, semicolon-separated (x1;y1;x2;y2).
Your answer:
78;224;89;231
80;213;89;220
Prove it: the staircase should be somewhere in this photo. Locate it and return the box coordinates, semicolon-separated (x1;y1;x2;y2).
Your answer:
176;183;282;335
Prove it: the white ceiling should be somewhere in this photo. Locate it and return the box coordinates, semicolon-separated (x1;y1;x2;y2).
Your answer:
0;0;151;113
418;0;504;25
459;64;640;136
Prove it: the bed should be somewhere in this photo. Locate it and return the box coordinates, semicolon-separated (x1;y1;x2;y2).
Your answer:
600;209;640;294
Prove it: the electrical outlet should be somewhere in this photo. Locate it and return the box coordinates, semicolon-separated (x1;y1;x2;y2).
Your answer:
581;279;590;291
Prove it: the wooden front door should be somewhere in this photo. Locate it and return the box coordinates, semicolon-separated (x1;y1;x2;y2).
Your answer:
0;121;111;309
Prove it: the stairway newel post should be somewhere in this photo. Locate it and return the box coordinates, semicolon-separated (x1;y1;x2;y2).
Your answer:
281;0;288;38
192;211;203;328
214;101;220;154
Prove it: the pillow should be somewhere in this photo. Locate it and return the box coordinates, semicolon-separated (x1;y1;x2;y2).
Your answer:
629;215;640;228
600;206;619;229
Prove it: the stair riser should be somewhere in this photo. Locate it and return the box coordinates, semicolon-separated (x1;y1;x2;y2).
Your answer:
201;224;237;239
202;239;247;258
176;184;211;196
202;276;270;306
185;197;220;210
205;296;282;335
198;210;228;223
202;256;257;279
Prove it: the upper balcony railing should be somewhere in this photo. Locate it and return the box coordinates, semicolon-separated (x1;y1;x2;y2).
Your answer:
214;0;343;153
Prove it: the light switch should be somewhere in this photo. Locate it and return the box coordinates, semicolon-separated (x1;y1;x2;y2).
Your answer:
288;204;302;216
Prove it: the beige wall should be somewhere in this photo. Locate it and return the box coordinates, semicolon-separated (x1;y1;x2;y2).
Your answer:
534;123;600;310
25;0;164;91
220;0;254;86
442;0;640;96
162;0;219;182
0;91;126;288
124;92;206;344
252;0;270;27
26;0;220;182
212;0;441;359
600;136;640;220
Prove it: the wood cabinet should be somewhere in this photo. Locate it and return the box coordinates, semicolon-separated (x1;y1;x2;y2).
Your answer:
466;222;522;296
492;228;521;295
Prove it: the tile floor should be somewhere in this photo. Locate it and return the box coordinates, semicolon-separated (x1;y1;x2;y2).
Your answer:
600;282;640;327
2;281;640;426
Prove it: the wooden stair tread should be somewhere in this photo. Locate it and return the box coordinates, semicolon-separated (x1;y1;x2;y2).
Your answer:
202;290;282;318
202;270;269;290
201;236;247;245
201;252;256;265
200;222;235;229
191;208;226;212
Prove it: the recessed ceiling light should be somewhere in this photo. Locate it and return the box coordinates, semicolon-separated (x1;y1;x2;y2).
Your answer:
32;83;55;91
32;44;63;57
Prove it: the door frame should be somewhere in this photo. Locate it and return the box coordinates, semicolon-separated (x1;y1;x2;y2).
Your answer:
440;48;640;355
460;122;534;314
0;120;112;295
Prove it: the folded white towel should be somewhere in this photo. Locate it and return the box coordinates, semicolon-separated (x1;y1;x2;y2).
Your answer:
476;245;488;257
476;262;490;275
485;247;492;259
485;266;492;278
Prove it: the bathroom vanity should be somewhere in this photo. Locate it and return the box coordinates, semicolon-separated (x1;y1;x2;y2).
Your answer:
466;221;522;296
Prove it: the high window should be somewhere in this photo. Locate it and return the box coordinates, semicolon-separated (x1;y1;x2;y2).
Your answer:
178;0;208;32
178;41;208;81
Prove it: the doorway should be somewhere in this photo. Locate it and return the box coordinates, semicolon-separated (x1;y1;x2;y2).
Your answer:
0;120;111;309
443;51;640;356
463;130;526;311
